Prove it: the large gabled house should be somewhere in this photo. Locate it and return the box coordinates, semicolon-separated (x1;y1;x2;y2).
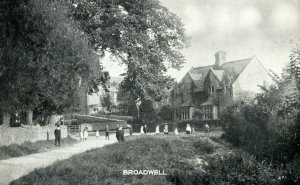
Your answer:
171;51;274;121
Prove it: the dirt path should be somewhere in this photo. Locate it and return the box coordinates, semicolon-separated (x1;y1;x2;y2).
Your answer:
0;136;117;185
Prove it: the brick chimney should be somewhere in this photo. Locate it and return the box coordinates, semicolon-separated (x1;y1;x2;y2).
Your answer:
214;51;226;69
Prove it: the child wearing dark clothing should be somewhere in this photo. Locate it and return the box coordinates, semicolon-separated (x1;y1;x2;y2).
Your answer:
105;125;110;140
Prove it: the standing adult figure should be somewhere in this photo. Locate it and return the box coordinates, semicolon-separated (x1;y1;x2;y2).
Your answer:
105;125;110;140
116;124;120;141
54;125;61;147
119;126;125;142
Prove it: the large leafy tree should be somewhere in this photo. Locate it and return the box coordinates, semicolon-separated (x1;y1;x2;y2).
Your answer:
0;0;106;125
63;0;189;101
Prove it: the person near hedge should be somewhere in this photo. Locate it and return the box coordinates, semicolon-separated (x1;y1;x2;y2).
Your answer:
54;124;61;147
128;124;132;135
155;125;160;134
164;124;169;135
186;124;191;134
105;125;110;140
143;124;148;135
174;127;178;135
140;126;145;135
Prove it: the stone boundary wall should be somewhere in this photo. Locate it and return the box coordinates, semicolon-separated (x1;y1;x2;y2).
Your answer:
0;125;68;147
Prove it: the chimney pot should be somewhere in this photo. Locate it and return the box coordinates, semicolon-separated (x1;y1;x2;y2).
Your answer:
214;51;226;68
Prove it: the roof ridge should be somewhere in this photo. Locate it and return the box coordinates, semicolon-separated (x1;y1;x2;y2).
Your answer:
192;57;252;69
222;57;253;65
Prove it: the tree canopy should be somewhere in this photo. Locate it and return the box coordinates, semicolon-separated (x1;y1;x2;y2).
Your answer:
0;0;106;123
63;0;189;101
0;0;188;125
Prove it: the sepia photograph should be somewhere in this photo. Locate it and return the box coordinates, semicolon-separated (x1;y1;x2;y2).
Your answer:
0;0;299;184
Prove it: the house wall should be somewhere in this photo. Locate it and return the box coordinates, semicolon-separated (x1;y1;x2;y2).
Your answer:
232;57;273;98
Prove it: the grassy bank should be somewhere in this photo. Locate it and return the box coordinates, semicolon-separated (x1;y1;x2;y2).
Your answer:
11;135;299;185
0;137;77;160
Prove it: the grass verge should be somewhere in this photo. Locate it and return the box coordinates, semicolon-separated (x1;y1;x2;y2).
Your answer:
0;136;77;160
10;135;299;185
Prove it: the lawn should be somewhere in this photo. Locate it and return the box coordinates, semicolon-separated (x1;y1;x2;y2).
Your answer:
10;135;297;185
0;136;77;161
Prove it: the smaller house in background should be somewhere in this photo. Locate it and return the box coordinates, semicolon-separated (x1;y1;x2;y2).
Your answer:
78;77;123;115
171;51;274;121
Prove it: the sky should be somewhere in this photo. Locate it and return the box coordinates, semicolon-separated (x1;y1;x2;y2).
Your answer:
103;0;300;81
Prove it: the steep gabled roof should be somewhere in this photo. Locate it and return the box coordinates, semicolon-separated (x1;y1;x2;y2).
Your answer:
178;57;253;92
211;69;225;81
220;58;252;81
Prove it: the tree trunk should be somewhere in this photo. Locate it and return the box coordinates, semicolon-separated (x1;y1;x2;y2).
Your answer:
2;112;11;126
47;114;58;125
26;109;33;125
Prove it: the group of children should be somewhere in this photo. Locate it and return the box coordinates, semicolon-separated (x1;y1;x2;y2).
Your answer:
79;128;89;141
78;123;210;140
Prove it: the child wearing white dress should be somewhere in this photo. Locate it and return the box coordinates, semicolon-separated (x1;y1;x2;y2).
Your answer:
155;125;160;134
174;127;178;135
186;124;191;134
164;125;169;135
140;126;145;135
83;129;89;141
95;130;100;138
80;130;84;141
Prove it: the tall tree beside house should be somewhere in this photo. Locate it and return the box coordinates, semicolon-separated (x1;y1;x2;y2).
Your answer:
158;105;173;121
61;0;189;103
0;0;105;126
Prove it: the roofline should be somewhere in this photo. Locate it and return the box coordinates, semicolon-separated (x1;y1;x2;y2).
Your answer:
178;67;194;84
221;57;253;65
231;56;254;83
252;56;274;81
206;68;221;83
191;57;252;71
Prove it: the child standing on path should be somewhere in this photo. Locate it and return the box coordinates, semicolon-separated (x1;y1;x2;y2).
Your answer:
95;130;100;138
105;125;110;140
83;128;88;141
80;130;84;141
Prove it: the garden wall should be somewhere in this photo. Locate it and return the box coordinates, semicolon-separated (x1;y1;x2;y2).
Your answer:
0;125;68;147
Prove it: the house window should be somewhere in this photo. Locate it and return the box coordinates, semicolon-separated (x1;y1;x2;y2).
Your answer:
210;86;215;93
181;108;190;120
201;106;213;120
